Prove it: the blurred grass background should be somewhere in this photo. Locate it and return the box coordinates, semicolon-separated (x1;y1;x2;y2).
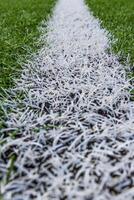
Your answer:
86;0;134;73
0;0;133;90
0;0;56;90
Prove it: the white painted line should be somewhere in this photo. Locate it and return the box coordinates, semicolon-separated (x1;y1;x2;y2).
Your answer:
1;0;134;199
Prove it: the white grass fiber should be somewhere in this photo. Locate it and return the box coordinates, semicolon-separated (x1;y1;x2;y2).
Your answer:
0;0;134;199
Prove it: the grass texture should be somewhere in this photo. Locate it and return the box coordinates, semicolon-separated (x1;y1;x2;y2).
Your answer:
0;0;56;90
1;0;134;199
85;0;134;69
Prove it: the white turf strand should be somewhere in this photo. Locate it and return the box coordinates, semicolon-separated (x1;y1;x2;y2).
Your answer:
0;0;134;199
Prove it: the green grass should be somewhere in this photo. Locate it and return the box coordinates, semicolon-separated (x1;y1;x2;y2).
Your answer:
0;0;56;193
0;0;56;90
85;0;134;69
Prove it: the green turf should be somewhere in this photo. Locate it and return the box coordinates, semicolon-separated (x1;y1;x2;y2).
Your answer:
85;0;134;69
0;0;56;90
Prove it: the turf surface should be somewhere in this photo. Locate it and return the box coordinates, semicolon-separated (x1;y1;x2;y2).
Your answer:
85;0;134;70
0;0;56;90
1;0;134;198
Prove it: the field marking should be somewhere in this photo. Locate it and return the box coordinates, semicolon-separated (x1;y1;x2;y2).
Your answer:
1;0;134;199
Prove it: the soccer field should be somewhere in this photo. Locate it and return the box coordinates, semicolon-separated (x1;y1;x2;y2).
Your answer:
0;0;134;199
0;0;56;89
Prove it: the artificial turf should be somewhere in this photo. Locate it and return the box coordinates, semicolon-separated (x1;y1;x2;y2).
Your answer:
85;0;134;71
0;0;56;90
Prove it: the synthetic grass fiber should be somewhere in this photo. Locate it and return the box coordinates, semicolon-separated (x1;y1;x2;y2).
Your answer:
0;0;134;199
0;0;56;89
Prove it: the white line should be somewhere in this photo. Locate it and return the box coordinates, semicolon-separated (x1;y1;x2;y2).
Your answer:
1;0;134;199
